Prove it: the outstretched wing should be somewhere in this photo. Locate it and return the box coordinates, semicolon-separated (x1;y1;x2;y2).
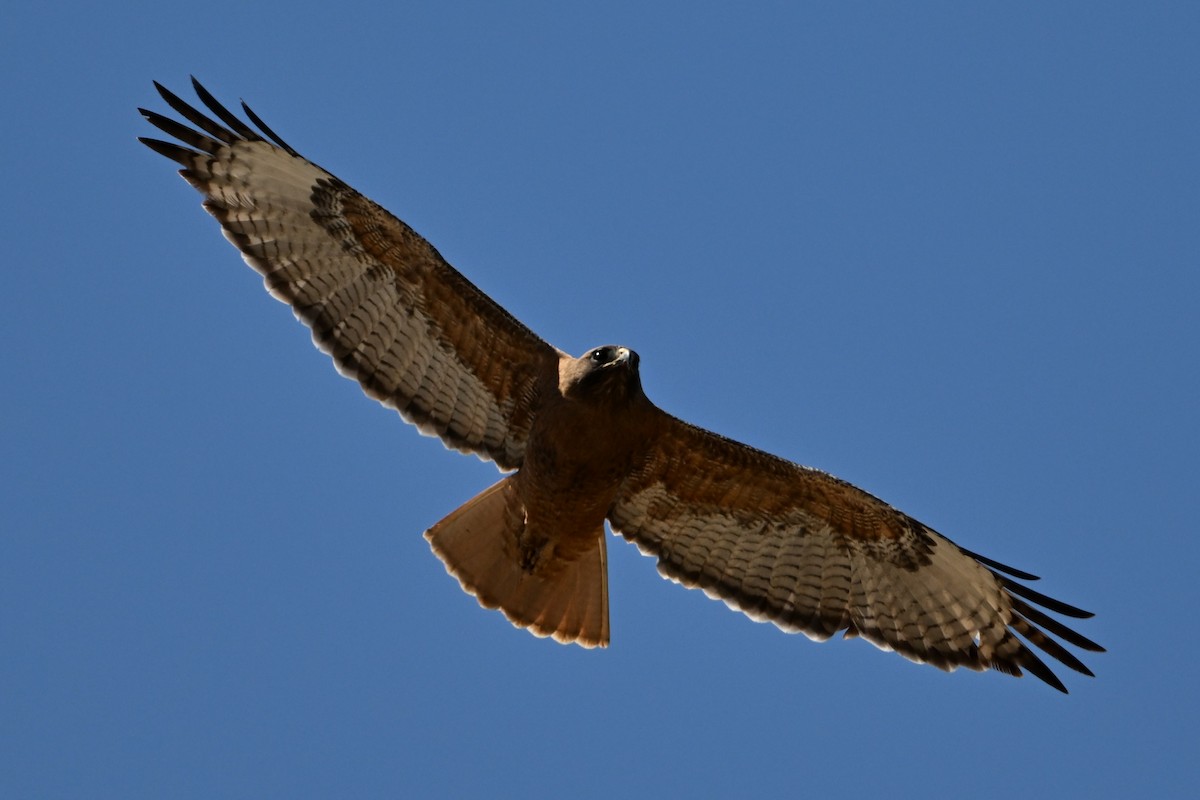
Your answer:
609;414;1103;692
139;79;560;470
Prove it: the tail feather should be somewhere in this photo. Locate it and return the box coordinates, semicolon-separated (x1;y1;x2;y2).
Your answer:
424;476;610;647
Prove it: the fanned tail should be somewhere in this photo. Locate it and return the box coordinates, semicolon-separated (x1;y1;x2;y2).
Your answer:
424;476;610;647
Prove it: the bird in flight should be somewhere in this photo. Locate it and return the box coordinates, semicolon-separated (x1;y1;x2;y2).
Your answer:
139;78;1102;692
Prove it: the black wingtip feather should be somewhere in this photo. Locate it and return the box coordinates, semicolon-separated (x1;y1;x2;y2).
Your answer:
139;108;222;153
958;546;1041;581
139;136;199;166
1019;648;1069;694
189;76;261;142
240;99;297;155
1001;578;1094;619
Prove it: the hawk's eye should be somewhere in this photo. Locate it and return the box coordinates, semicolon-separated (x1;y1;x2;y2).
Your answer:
591;348;609;363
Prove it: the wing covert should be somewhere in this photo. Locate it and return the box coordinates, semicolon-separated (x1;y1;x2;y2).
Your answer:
139;79;559;469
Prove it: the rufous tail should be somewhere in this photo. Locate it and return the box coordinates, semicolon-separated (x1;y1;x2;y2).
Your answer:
424;476;610;647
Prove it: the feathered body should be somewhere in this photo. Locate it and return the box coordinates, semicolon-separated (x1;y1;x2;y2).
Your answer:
140;79;1103;692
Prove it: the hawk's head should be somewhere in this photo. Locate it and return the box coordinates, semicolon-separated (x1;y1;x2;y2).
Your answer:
561;345;644;404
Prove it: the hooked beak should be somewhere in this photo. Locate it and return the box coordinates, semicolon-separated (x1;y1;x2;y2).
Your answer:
611;347;638;369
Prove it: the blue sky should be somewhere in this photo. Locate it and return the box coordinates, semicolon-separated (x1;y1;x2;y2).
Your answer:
3;2;1197;797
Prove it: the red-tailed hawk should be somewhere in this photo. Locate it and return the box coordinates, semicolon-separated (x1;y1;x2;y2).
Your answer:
140;79;1102;692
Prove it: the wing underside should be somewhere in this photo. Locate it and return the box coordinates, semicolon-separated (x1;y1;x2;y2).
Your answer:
610;415;1103;692
139;78;560;469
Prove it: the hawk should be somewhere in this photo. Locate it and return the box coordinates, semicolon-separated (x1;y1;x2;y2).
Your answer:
139;78;1103;692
